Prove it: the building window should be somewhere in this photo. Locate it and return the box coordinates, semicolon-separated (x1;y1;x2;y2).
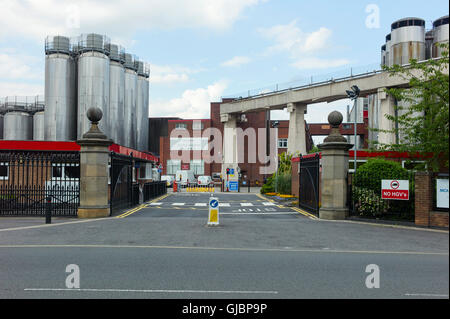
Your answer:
278;138;288;148
402;160;427;171
175;123;187;130
139;163;153;179
190;160;204;175
167;160;181;175
193;121;204;130
348;160;367;173
51;164;80;180
0;163;8;180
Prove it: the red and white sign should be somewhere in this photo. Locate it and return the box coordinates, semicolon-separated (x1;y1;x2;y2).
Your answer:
381;180;409;200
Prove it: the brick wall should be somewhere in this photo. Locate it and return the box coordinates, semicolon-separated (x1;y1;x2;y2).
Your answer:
415;171;449;228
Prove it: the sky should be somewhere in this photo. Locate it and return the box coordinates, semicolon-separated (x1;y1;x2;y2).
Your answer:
0;0;448;144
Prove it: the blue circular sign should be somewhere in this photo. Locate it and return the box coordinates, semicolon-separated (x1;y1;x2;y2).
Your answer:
210;199;218;208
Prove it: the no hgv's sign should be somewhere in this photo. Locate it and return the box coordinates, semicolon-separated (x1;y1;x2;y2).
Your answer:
381;180;409;200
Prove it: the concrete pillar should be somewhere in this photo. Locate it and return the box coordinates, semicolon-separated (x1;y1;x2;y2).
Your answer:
287;103;307;155
220;113;239;183
77;107;113;218
377;88;396;146
317;111;353;220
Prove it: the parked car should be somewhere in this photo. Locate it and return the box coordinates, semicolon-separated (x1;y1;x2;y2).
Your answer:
197;175;213;186
161;175;175;187
175;170;196;187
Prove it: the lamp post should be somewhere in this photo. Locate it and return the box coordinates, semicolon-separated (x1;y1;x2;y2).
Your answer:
346;85;360;173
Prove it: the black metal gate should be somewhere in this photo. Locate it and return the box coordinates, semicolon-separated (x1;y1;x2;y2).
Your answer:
110;152;135;215
298;153;320;215
0;150;80;216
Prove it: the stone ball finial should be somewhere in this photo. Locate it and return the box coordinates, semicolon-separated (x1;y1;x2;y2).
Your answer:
86;107;103;123
328;111;343;127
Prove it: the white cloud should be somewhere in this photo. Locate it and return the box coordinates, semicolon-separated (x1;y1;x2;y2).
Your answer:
149;81;227;118
0;82;44;97
0;0;263;43
149;64;207;84
221;56;251;67
259;20;349;70
0;52;44;80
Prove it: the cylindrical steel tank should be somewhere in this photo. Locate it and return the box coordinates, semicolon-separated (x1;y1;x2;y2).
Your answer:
33;111;45;140
3;111;33;140
432;15;449;58
44;35;77;141
123;53;137;149
425;30;434;60
381;44;386;67
107;44;125;145
390;18;425;66
0;114;3;139
385;34;392;67
77;34;110;139
136;61;150;151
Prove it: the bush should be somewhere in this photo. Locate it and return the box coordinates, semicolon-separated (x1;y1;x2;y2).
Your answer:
260;173;292;195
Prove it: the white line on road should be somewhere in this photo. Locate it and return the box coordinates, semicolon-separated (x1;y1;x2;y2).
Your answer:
221;212;298;215
148;203;162;206
405;293;449;297
262;202;276;206
240;203;254;206
219;203;230;207
171;203;185;206
194;203;207;206
24;288;278;294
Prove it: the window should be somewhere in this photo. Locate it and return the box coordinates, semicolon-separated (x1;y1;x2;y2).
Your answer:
0;163;8;180
175;123;187;130
402;160;427;171
278;138;288;148
139;163;153;179
167;160;181;175
193;121;204;130
190;160;204;175
51;164;80;180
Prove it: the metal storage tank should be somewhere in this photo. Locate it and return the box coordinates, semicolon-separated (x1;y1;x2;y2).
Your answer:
0;114;3;139
107;44;125;145
390;18;425;66
425;30;434;60
3;111;33;140
432;15;449;58
136;61;150;151
33;111;45;140
123;53;137;149
44;35;77;141
385;34;392;67
381;44;386;67
77;33;110;139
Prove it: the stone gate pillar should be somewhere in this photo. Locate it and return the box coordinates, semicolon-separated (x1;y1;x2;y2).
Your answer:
317;111;353;220
77;107;113;218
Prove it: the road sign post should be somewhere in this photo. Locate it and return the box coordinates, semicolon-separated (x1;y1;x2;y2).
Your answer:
208;197;219;226
381;180;409;200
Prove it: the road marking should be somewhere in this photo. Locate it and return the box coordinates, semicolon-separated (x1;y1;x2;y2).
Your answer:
1;244;447;256
195;203;207;206
172;203;185;206
219;203;230;207
24;288;278;295
240;203;253;206
149;203;162;206
290;207;319;220
117;193;171;218
0;217;114;232
405;293;449;297
221;212;298;215
262;202;276;206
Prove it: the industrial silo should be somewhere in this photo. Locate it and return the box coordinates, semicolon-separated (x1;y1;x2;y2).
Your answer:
136;61;150;151
385;34;392;67
3;111;33;140
106;44;125;145
381;44;386;67
44;35;77;141
33;111;45;140
432;15;449;58
77;33;110;139
123;53;137;149
390;18;425;66
0;114;3;139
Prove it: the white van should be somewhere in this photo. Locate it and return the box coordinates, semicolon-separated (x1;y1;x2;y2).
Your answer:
175;170;196;186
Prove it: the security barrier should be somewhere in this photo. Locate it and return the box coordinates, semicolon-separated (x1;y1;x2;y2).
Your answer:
186;183;215;193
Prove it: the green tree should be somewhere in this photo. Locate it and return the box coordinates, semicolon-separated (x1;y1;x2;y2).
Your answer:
374;43;449;172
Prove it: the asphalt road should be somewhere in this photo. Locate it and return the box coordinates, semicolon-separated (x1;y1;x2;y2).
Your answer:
0;192;448;299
